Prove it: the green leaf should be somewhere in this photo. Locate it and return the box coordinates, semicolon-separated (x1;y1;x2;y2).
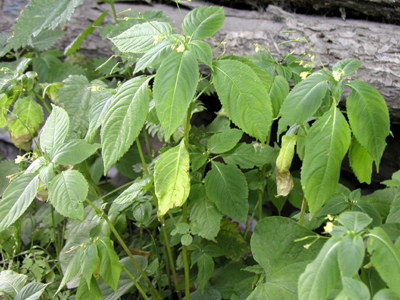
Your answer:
222;143;277;169
57;247;84;294
196;254;214;290
154;51;199;139
182;6;224;39
216;220;249;261
76;276;102;300
205;161;248;223
15;282;48;300
269;75;289;118
213;59;272;142
301;107;351;216
52;139;100;165
332;58;362;77
154;140;191;216
101;76;150;172
188;40;213;68
97;237;122;291
278;72;328;135
134;40;172;74
340;277;370;300
368;227;400;296
111;21;173;54
80;243;99;288
338;236;365;277
65;10;108;55
349;137;373;184
0;174;39;232
386;192;400;224
28;29;64;51
0;93;13;127
298;238;342;300
246;283;269;300
373;289;400;300
48;170;88;220
346;80;390;168
208;128;243;154
189;184;223;240
0;160;19;196
39;104;69;154
0;270;27;298
337;211;372;233
251;217;324;299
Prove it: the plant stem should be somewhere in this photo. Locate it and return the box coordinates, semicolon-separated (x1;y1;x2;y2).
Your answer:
122;265;150;300
136;138;149;176
299;198;307;225
109;0;118;23
143;130;153;159
85;199;161;300
50;205;60;259
33;90;51;113
182;245;190;300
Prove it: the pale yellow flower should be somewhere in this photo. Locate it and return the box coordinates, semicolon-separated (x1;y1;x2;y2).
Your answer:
324;221;334;233
300;71;309;80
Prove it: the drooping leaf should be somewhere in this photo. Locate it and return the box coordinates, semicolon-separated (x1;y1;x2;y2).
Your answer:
368;227;400;296
39;104;69;154
15;282;48;300
182;6;224;39
222;143;277;169
57;247;84;294
213;59;272;142
278;72;328;135
111;21;173;54
346;80;390;168
338;236;365;277
134;40;172;73
0;270;27;298
51;139;100;165
301;106;351;216
349;137;373;184
97;237;122;291
205;161;248;223
80;243;99;288
269;75;289;118
0;174;39;232
337;211;372;233
76;276;102;300
154;140;191;216
187;40;213;68
207;128;243;154
153;51;199;139
276;135;296;197
48;170;88;220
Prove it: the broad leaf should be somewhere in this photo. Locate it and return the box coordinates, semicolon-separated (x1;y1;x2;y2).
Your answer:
337;211;372;233
333;58;362;77
76;276;102;300
182;6;224;39
52;139;100;165
48;170;88;220
154;140;190;216
213;59;273;142
205;161;248;223
196;254;214;291
368;227;400;296
154;51;199;139
346;80;390;168
134;40;172;73
97;237;122;291
0;174;39;232
298;238;342;300
57;247;84;293
80;243;99;288
340;277;370;300
349;137;373;184
101;76;150;171
15;282;48;300
0;270;27;298
28;29;64;51
373;289;399;300
111;21;173;54
222;143;276;169
278;72;328;135
338;236;365;277
40;104;69;154
188;40;213;68
207;128;243;154
301;107;351;216
269;75;289;117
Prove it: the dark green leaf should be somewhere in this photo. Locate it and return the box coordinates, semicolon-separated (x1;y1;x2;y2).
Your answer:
97;237;122;291
208;129;243;154
349;137;373;184
196;254;214;290
222;143;277;169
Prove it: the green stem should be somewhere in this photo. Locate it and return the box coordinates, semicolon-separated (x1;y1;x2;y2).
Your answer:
299;198;307;225
50;206;59;259
136;138;149;176
85;199;161;300
33;90;51;113
143;130;153;159
122;265;150;300
182;245;190;300
109;0;118;23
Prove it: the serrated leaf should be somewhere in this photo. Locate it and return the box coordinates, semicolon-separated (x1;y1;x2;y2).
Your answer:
134;40;172;73
0;270;27;298
368;227;400;296
205;161;248;223
278;72;328;135
338;236;365;277
269;75;289;118
187;40;213;68
40;104;69;154
97;237;122;291
196;254;214;291
346;80;390;168
213;59;272;142
216;219;249;260
301;107;351;216
154;51;199;139
154;140;190;216
337;211;372;233
0;174;39;232
208;128;243;154
28;29;64;51
101;76;150;172
182;6;224;39
333;58;362;77
222;143;277;169
48;170;88;220
15;282;48;300
111;21;173;54
189;184;223;240
52;139;100;165
349;137;373;184
298;238;341;300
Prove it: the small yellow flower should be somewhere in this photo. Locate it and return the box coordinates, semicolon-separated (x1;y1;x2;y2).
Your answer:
327;214;334;221
333;69;344;82
15;155;25;164
324;221;334;233
303;244;311;249
300;71;309;80
153;35;161;45
176;43;185;53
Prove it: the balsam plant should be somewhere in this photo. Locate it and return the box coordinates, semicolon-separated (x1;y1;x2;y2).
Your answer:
1;0;400;299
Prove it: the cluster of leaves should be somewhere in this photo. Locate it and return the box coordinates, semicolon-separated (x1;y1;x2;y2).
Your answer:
1;0;400;299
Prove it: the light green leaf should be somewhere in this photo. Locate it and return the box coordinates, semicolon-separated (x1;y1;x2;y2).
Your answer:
48;170;88;220
338;236;365;277
208;129;243;154
205;161;248;223
76;276;102;300
134;40;172;73
28;29;64;51
57;247;84;294
39;163;56;186
154;140;191;216
111;21;173;54
251;217;324;300
0;174;39;232
0;93;13;127
213;59;272;142
197;254;214;290
269;75;289;118
373;289;400;300
188;40;213;68
97;237;122;291
386;192;400;224
337;211;372;233
333;58;362;77
182;6;224;39
39;104;69;154
15;282;48;300
301;107;351;216
189;184;223;240
154;51;199;139
80;243;99;288
298;238;342;300
368;227;400;296
278;72;328;135
346;80;390;168
52;139;100;165
349;137;373;184
222;143;277;169
340;277;370;300
101;76;150;172
0;270;27;298
0;160;19;196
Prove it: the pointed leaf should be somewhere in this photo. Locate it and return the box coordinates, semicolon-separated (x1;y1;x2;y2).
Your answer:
338;236;365;277
349;137;373;184
0;270;27;298
182;6;224;39
48;170;88;220
154;140;191;216
346;80;390;168
196;254;214;290
15;282;48;300
57;247;84;294
337;211;372;233
52;139;100;165
301;107;351;216
269;75;289;117
134;40;172;73
213;60;272;142
340;277;370;300
207;128;243;154
76;276;102;300
40;104;69;154
222;143;276;169
333;58;362;77
205;161;248;223
101;76;150;172
154;51;199;139
80;243;99;288
188;40;213;68
0;174;39;232
97;237;122;291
